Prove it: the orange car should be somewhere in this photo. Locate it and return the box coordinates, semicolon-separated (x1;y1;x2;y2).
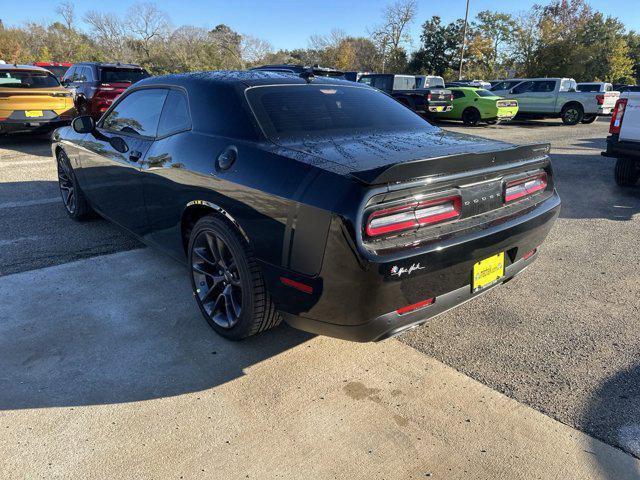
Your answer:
0;64;75;136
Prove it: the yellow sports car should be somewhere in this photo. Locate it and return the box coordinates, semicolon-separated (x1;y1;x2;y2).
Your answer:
0;64;75;135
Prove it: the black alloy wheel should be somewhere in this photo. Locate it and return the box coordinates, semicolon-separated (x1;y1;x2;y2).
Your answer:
191;230;243;329
57;152;76;215
188;215;281;340
462;108;481;126
56;150;93;220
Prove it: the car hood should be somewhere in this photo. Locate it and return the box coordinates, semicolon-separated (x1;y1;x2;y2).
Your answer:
267;128;534;185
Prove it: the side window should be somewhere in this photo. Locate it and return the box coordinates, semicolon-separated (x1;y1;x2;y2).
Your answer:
84;67;94;82
157;90;192;137
63;66;76;82
533;80;556;93
452;90;465;99
102;88;168;137
512;81;534;94
77;67;88;82
605;84;612;92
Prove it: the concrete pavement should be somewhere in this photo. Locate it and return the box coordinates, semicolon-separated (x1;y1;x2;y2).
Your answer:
1;249;638;479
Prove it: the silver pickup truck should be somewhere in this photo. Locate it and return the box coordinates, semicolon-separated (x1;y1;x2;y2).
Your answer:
602;91;640;186
491;77;619;125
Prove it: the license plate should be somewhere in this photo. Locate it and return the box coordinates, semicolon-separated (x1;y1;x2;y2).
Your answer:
472;252;505;292
25;110;43;118
435;106;444;112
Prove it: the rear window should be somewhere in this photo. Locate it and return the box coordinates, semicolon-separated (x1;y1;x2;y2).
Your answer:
0;70;60;88
475;89;496;97
576;84;600;92
246;84;435;141
99;68;149;84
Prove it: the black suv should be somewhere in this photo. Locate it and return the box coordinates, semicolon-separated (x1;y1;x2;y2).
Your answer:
61;62;150;118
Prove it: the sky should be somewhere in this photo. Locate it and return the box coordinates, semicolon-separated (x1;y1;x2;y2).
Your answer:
2;0;640;51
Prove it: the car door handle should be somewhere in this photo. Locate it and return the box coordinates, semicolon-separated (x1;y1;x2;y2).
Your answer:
129;151;142;162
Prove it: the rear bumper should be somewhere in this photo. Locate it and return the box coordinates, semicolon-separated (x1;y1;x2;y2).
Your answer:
271;191;561;342
284;251;536;342
602;135;640;160
0;118;71;134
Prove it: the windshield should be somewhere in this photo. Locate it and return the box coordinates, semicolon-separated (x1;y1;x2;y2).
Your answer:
100;68;149;84
0;70;60;88
246;84;436;142
475;89;496;97
576;84;600;92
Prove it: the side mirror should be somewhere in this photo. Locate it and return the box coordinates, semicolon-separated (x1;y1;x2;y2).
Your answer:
72;116;95;134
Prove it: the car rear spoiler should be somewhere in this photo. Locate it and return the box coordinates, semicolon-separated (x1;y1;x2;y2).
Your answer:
349;143;551;185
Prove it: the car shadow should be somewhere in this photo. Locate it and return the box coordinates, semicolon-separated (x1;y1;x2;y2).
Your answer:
0;134;53;158
582;363;640;476
0;248;314;410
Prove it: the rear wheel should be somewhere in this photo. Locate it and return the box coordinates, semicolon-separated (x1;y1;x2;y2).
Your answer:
581;114;598;124
561;104;584;125
614;158;640;186
56;149;94;220
486;120;498;125
188;215;281;340
462;108;481;126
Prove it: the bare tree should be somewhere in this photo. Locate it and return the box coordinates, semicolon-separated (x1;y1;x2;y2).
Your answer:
126;2;170;59
85;10;129;60
370;0;418;71
55;1;75;30
240;35;273;66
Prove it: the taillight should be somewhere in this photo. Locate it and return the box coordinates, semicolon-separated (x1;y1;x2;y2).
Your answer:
366;195;461;237
610;98;628;134
450;94;454;101
596;94;604;105
505;172;547;203
427;93;432;101
396;298;434;315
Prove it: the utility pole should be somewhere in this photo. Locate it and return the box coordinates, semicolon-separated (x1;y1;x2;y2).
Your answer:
458;0;470;80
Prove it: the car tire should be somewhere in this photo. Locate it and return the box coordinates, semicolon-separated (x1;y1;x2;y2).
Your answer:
188;215;282;340
581;114;598;124
56;149;94;221
614;158;640;186
462;108;481;126
561;103;584;125
486;120;498;125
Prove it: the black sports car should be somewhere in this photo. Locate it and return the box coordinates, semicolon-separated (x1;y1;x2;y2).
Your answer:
52;71;561;342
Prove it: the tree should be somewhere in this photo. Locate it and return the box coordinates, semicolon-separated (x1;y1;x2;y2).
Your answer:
474;11;516;78
370;0;418;72
125;2;170;61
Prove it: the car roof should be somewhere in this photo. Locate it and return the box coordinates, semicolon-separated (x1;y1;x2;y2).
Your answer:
137;70;359;89
73;62;145;69
577;81;608;85
0;64;51;72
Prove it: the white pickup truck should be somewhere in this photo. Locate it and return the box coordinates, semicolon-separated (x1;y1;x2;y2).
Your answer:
602;92;640;186
491;77;619;125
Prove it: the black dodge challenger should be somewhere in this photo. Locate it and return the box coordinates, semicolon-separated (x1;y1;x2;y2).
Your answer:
52;71;560;341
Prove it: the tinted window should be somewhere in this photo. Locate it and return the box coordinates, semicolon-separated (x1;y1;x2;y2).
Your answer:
512;81;534;94
452;90;466;99
100;68;149;84
0;70;60;88
157;90;191;137
533;80;556;93
63;66;76;82
246;85;435;141
102;88;168;137
76;67;88;82
475;89;496;97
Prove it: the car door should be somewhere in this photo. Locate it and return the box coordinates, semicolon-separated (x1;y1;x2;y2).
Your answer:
527;80;558;113
505;81;535;111
80;87;169;234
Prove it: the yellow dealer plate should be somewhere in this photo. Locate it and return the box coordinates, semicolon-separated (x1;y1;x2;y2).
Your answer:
25;110;43;118
472;252;505;292
435;106;444;112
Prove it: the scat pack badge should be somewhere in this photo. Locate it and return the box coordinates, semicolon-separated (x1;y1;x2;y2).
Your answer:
390;263;425;277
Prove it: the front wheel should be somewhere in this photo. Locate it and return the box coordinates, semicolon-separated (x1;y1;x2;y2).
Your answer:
462;108;481;126
581;114;598;124
56;149;94;220
614;158;640;186
188;215;281;340
561;104;584;125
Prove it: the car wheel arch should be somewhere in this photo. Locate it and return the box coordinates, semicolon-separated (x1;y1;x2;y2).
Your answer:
180;200;250;255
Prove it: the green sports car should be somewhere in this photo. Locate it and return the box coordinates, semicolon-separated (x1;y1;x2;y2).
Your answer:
437;87;519;126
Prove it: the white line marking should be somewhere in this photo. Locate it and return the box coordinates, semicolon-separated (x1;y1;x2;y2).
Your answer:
0;197;60;209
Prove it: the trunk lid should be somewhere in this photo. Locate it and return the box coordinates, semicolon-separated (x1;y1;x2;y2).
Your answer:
272;129;549;185
0;88;71;111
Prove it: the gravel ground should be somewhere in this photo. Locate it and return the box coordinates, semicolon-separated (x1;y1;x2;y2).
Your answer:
1;118;638;458
400;117;640;458
0;134;141;276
